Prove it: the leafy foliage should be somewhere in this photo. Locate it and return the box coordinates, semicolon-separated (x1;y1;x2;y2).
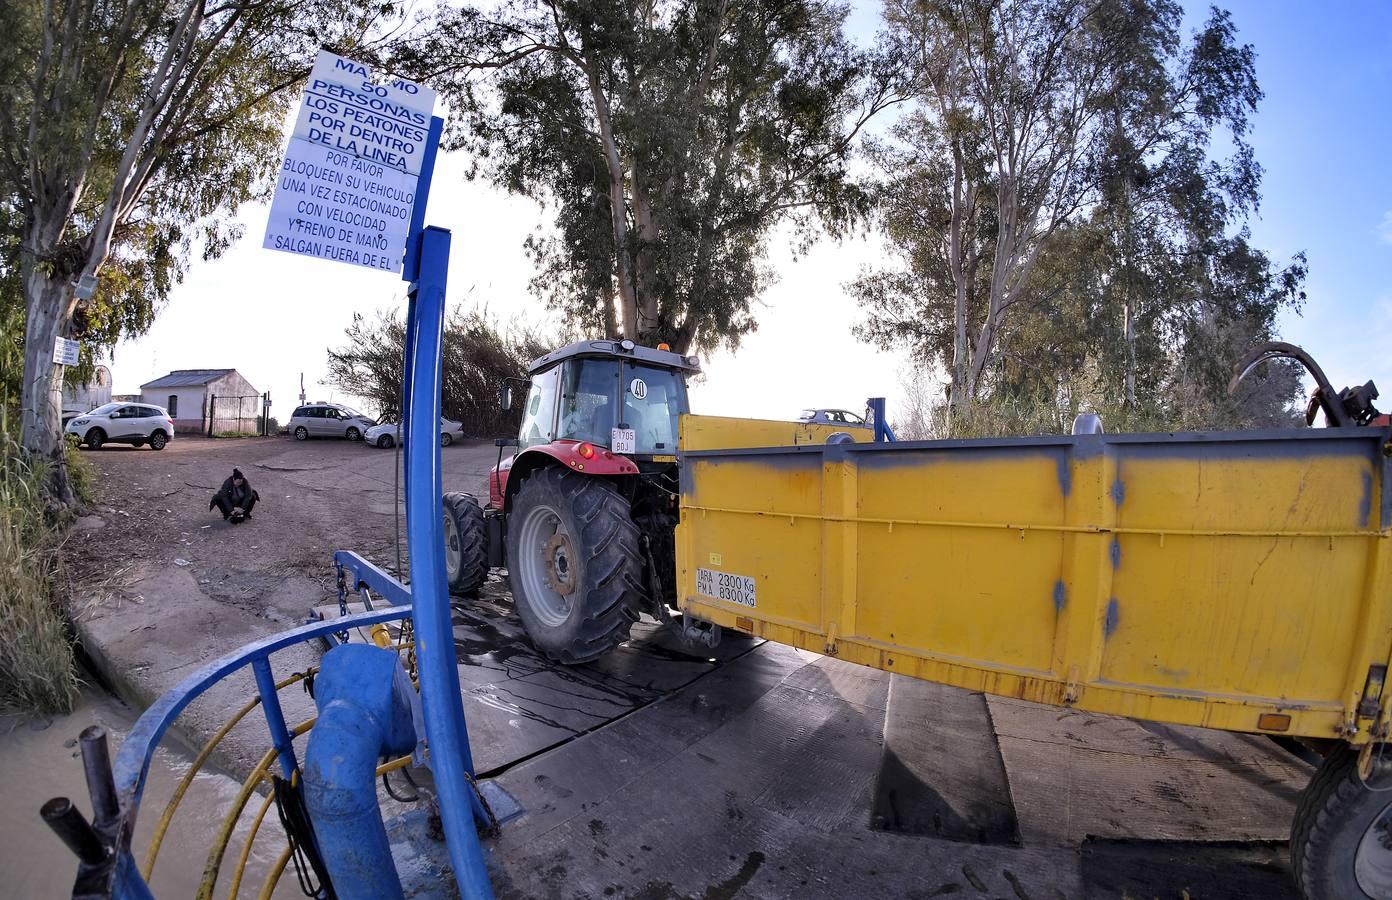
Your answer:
1;0;409;497
400;0;899;352
327;308;552;437
854;0;1306;430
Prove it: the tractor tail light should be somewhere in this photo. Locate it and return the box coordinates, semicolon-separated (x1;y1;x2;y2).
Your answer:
577;442;595;459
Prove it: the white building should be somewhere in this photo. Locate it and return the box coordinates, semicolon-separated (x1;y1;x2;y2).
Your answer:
140;369;264;435
61;365;112;422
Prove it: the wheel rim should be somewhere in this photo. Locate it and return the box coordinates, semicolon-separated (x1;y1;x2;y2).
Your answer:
347;428;360;441
440;434;452;447
516;501;574;628
295;427;307;440
1355;802;1392;896
152;433;165;449
377;436;389;448
444;512;461;581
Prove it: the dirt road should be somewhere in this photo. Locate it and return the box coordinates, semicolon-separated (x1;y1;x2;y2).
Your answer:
62;433;499;772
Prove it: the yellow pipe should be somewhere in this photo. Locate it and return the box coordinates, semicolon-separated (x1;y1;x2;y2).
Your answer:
225;788;278;900
256;846;293;900
681;503;1389;539
144;671;309;878
196;718;315;900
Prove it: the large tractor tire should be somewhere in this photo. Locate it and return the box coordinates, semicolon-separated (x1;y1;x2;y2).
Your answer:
506;465;644;663
443;492;487;595
1292;743;1392;899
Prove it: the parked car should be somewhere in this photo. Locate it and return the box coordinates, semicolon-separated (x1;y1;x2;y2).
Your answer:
286;403;377;442
65;403;175;450
797;408;871;428
364;418;464;448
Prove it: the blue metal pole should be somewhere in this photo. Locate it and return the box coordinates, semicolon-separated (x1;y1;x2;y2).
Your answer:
868;397;896;443
402;117;444;285
399;116;445;502
251;656;297;779
404;225;493;900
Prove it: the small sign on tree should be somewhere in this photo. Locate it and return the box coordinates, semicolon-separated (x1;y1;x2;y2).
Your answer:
53;337;80;367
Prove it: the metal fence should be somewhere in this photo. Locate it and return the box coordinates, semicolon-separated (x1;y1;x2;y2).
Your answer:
206;393;271;436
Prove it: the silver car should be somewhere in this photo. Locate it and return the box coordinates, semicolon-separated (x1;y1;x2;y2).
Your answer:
287;403;377;442
797;408;870;428
363;418;464;448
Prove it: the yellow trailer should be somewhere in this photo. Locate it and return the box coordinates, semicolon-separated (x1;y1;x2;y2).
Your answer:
676;419;1392;900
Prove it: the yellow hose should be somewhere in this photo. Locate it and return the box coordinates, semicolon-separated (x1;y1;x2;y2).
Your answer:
144;671;309;878
257;845;293;900
195;718;315;900
225;788;277;900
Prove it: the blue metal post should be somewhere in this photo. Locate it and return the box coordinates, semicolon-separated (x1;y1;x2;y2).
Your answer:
404;225;494;900
868;397;896;443
251;656;297;779
402;117;444;285
400;116;444;502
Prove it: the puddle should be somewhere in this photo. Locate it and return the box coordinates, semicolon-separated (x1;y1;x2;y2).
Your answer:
1;686;298;898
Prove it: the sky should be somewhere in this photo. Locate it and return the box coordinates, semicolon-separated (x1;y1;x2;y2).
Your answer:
103;0;1392;426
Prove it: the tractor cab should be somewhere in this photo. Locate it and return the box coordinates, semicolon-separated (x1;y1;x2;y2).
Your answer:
518;340;695;456
488;340;698;508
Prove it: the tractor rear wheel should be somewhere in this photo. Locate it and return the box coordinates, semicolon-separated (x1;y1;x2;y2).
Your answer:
507;465;644;663
443;492;487;595
1292;743;1392;899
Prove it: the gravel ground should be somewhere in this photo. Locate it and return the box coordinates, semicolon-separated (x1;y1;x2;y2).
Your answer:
61;432;499;775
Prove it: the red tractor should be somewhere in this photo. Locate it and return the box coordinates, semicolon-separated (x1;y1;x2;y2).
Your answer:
442;339;706;662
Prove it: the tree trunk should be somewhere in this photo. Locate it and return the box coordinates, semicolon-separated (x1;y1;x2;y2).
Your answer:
20;261;76;507
1123;291;1136;407
947;145;969;410
583;62;637;339
630;157;660;342
1120;181;1137;409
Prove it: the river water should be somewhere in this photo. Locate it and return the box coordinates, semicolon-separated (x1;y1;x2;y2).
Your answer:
0;685;295;898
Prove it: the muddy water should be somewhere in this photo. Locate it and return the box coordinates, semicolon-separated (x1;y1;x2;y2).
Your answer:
0;686;297;898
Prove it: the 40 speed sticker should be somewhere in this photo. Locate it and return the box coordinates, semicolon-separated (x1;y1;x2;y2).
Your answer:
696;567;757;608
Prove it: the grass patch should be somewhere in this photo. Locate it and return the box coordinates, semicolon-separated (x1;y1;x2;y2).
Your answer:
0;419;80;713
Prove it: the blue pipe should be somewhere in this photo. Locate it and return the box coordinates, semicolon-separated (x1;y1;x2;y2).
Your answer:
868;397;896;442
302;645;420;900
403;226;495;898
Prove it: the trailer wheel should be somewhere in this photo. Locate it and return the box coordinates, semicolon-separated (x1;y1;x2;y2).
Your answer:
507;465;643;664
1292;743;1392;899
443;492;487;595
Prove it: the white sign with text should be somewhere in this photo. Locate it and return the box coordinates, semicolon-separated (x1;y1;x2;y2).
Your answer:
53;336;79;366
264;51;435;273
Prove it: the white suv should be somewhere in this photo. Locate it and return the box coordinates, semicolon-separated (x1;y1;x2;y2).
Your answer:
66;403;175;450
287;403;377;442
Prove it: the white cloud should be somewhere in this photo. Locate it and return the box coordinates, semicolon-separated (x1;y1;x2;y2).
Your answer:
1379;210;1392;246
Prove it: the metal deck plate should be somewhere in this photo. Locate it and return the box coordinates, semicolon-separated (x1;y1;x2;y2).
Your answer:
382;590;1313;897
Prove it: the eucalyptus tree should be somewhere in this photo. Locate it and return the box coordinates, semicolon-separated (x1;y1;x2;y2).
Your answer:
853;0;1277;415
407;0;901;352
0;0;400;502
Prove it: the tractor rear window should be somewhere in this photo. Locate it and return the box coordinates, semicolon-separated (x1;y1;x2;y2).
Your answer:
622;363;683;453
558;360;616;445
520;365;560;449
552;358;687;453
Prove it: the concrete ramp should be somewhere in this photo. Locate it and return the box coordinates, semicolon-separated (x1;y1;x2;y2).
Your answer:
401;591;1314;898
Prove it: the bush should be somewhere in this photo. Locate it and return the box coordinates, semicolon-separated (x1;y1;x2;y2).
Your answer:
0;415;79;713
327;306;552;437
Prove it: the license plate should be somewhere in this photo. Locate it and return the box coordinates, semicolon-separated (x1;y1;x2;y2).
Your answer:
696;567;757;608
611;427;636;455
